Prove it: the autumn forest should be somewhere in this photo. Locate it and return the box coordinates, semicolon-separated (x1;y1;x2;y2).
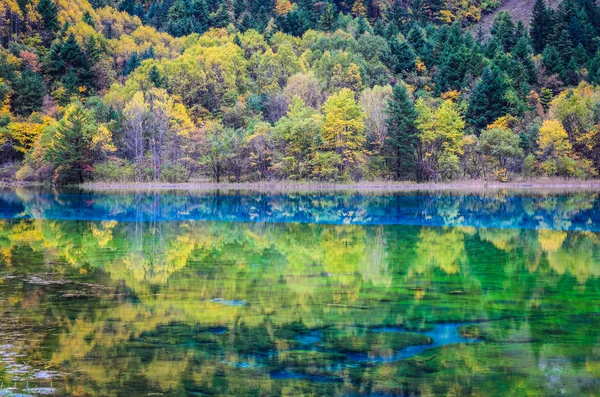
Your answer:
1;0;600;184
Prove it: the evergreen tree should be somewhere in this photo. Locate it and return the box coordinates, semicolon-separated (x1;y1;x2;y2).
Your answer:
165;0;196;36
124;52;140;76
542;45;563;76
149;65;164;88
46;103;98;183
191;0;210;32
11;70;46;116
37;0;59;33
385;84;419;180
82;11;96;28
530;0;550;53
319;3;337;32
587;51;600;85
234;0;245;19
513;36;537;85
46;33;93;92
490;11;516;52
435;44;467;94
212;4;231;28
467;65;510;131
388;37;416;73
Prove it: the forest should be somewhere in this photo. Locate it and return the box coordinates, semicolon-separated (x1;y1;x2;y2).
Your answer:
0;0;600;184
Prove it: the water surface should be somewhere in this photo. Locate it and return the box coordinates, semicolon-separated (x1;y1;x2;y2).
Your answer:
0;188;599;396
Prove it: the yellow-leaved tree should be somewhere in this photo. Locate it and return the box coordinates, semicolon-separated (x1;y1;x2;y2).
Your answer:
321;88;366;174
536;119;595;178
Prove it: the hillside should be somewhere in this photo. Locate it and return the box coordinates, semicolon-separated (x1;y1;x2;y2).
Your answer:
1;0;600;185
473;0;563;38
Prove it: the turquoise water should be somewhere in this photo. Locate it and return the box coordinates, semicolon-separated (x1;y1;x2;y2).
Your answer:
0;188;599;396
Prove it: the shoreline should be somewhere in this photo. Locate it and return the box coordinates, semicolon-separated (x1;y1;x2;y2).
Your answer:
4;179;600;191
81;179;600;191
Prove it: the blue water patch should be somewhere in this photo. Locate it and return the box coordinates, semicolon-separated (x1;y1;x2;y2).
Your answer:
1;189;599;231
347;323;480;363
209;298;247;306
291;323;480;364
270;370;343;383
295;331;321;345
208;327;228;334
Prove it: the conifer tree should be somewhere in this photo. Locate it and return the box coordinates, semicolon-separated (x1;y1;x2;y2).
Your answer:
191;0;210;32
530;0;551;53
11;70;46;116
467;65;510;131
37;0;59;33
384;83;419;180
46;103;98;183
319;3;337;32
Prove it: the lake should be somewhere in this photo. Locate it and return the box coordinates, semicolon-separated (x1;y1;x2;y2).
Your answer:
0;187;599;396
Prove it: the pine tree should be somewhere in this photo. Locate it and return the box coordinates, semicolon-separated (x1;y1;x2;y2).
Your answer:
212;4;231;28
587;51;600;85
389;37;415;73
191;0;210;32
234;0;245;19
513;36;537;85
542;45;563;76
82;11;96;28
319;3;337;32
11;70;47;116
467;65;510;131
124;52;140;76
46;103;97;183
530;0;550;53
149;65;164;88
385;83;419;180
490;11;516;52
37;0;59;33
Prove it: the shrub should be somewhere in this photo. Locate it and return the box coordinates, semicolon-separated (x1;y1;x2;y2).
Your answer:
94;159;136;182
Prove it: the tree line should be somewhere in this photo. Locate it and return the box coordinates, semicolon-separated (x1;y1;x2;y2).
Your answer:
1;0;600;184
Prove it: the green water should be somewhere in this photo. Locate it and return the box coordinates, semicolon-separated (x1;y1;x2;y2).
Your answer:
0;189;599;396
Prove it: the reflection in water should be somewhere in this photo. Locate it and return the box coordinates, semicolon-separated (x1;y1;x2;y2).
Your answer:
0;189;599;396
1;187;600;230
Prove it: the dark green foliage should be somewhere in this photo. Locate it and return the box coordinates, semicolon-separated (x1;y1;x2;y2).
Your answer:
11;70;46;116
82;11;96;28
388;37;415;74
385;84;419;180
45;103;98;183
587;51;600;85
530;0;551;53
37;0;59;33
124;52;140;76
467;65;510;131
491;11;516;52
165;0;197;37
212;4;231;28
319;3;337;32
512;37;537;85
45;33;93;93
542;45;563;76
191;0;210;33
148;65;164;88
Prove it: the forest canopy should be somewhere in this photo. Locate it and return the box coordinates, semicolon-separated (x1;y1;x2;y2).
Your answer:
1;0;600;184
